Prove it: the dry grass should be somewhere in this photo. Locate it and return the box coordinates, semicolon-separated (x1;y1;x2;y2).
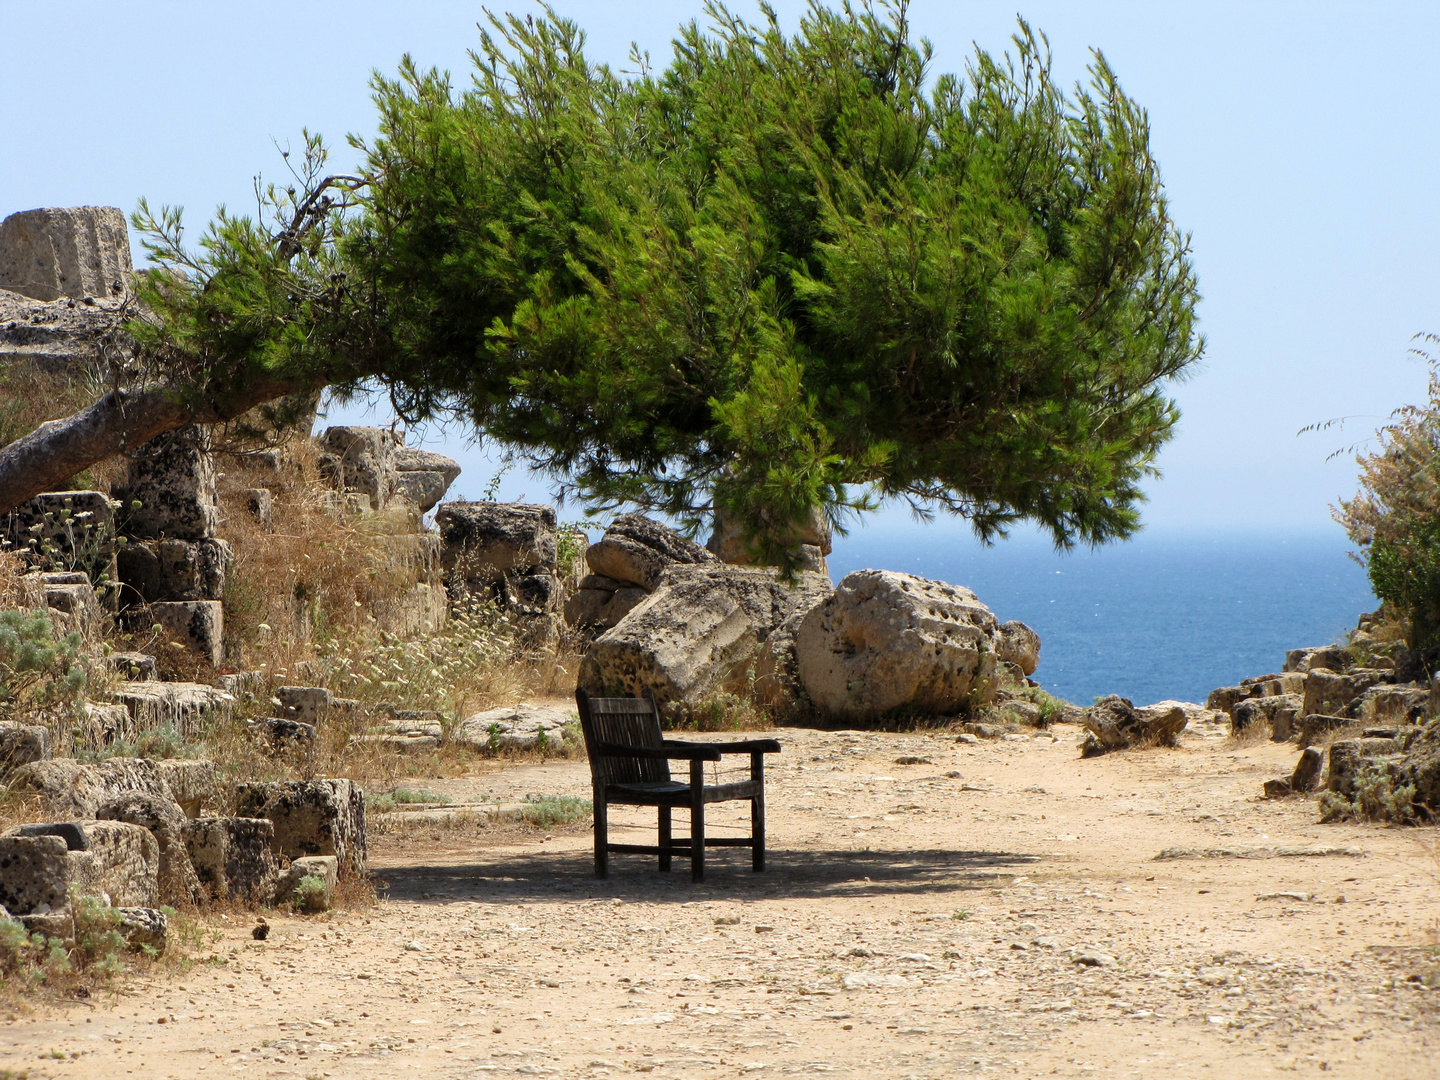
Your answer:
0;363;127;495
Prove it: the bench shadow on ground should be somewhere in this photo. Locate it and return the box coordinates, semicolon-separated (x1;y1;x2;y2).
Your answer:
373;846;1042;906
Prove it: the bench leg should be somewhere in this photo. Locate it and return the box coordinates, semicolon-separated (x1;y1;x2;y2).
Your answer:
690;760;705;883
658;805;672;872
593;784;609;879
751;751;766;872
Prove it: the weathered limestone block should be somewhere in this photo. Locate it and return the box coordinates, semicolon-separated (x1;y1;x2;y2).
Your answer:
0;206;131;301
254;717;318;747
1291;745;1326;793
581;564;832;717
1285;646;1352;674
96;792;200;906
563;578;649;632
20;571;105;639
7;820;157;908
108;651;157;681
0;722;50;777
455;704;574;752
1082;695;1187;754
183;817;278;904
995;621;1042;677
234;779;366;874
0;834;88;914
77;703;130;749
795;570;998;722
1205;684;1260;716
108;680;234;740
243;487;273;529
1358;685;1429;724
1303;668;1389;718
393;447;461;513
275;854;339;912
115;907;169;953
318;426;398;511
8;757;215;819
150;600;224;666
4;491;118;584
373;581;448;637
1231;694;1303;739
277;686;331;724
350;733;439;752
1395;719;1440;808
586;513;716;591
1296;713;1355;748
1327;738;1400;798
116;537;231;602
114;426;219;540
217;670;270;709
438;501;555;584
1241;671;1307;697
707;505;832;575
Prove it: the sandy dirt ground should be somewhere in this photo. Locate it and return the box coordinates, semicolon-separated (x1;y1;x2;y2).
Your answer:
3;720;1439;1079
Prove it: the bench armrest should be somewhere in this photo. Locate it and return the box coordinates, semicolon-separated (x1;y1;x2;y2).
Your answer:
598;741;723;762
707;739;782;754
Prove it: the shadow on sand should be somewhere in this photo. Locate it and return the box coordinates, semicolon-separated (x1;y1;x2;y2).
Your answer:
374;845;1043;906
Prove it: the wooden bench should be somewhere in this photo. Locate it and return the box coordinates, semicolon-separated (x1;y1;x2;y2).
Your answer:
575;688;781;882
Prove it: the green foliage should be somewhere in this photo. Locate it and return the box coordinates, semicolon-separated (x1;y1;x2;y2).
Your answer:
130;4;1200;564
1319;763;1419;825
1335;341;1440;650
353;2;1201;561
292;875;329;913
0;609;86;726
519;795;592;829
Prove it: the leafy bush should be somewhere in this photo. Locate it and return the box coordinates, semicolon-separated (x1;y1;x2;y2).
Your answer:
1335;341;1440;650
519;795;592;829
1319;763;1419;824
0;608;86;727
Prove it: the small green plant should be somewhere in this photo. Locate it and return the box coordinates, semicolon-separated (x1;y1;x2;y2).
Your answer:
555;523;588;574
1319;763;1419;824
393;787;450;805
519;795;592;829
951;909;972;921
292;875;329;913
0;608;87;729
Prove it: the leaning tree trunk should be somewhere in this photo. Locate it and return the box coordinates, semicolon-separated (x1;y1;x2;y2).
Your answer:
0;377;312;516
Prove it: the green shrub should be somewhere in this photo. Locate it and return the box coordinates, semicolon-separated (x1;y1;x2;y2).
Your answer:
519;795;592;829
1319;763;1419;824
0;608;86;727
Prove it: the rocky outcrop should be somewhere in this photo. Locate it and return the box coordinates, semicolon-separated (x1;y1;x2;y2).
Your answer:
794;571;1019;722
316;426;460;515
393;447;462;514
0;206;132;302
579;564;831;718
995;621;1042;677
563;575;648;632
437;502;560;627
116;537;231;603
234;779;367;874
1082;695;1187;755
1231;694;1303;739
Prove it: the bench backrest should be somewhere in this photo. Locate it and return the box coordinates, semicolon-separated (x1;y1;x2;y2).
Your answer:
575;689;670;786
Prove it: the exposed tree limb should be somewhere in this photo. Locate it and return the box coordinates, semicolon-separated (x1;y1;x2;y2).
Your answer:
0;376;314;516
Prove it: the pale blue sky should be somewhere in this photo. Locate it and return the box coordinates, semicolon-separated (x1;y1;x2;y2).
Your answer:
3;1;1438;540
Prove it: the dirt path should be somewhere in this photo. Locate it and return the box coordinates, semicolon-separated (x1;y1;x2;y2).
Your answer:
3;723;1438;1079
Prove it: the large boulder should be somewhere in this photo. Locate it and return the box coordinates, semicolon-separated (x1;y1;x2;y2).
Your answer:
4;820;158;908
563;575;648;633
794;570;1007;722
1231;694;1304;739
995;621;1042;677
1303;668;1389;718
183;817;279;904
114;426;219;541
0;206;132;302
149;600;224;666
0;834;88;914
234;779;367;874
1082;695;1187;754
1285;646;1352;674
580;564;832;717
1396;719;1440;809
585;513;717;591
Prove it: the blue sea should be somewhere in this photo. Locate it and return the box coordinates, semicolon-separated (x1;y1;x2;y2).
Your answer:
826;526;1376;708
